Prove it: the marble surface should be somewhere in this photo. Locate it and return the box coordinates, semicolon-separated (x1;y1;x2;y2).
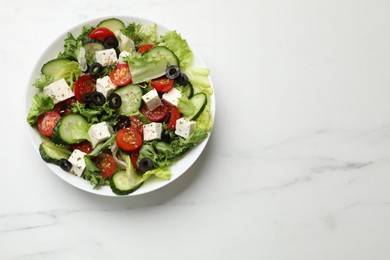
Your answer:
2;0;390;259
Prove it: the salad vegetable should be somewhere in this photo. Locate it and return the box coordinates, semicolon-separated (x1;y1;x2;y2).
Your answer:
27;17;213;195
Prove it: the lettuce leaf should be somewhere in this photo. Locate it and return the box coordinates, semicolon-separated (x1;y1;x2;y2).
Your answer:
138;128;208;167
177;96;195;116
54;61;82;87
83;156;109;189
32;74;53;91
125;51;167;83
182;66;213;95
121;23;158;47
159;31;193;68
27;93;54;125
58;25;94;60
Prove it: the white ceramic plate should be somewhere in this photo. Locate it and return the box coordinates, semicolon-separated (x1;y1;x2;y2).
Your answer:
25;16;215;197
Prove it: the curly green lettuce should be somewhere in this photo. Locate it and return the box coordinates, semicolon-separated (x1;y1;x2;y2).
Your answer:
27;93;54;125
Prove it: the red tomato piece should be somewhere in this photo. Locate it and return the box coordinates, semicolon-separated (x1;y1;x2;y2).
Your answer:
70;141;93;154
89;27;116;42
74;75;96;102
137;44;154;53
109;63;132;87
37;111;61;137
54;97;76;115
116;128;143;151
140;102;169;122
130;116;143;135
130;150;139;170
151;76;174;92
95;153;116;179
166;104;181;130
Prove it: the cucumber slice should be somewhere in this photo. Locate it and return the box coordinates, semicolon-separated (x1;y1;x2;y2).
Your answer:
176;82;194;98
187;92;207;120
129;46;180;84
114;84;143;116
52;114;90;144
41;59;78;82
39;142;71;165
147;46;179;67
110;170;142;195
97;18;125;33
83;42;104;65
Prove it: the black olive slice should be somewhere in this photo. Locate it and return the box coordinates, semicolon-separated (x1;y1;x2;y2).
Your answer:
59;159;72;172
108;93;122;109
89;63;103;77
103;36;119;49
116;115;131;130
161;129;171;143
166;65;180;79
139;157;154;173
176;73;189;86
91;92;106;106
82;93;93;104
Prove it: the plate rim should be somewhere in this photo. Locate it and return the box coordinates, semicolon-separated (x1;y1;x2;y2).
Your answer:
25;15;215;197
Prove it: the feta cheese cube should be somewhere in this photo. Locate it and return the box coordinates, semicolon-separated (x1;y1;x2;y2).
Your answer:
43;78;74;104
118;50;131;63
143;122;163;141
175;118;196;139
95;48;118;66
142;89;162;111
88;122;112;147
68;149;86;177
162;87;182;106
96;76;117;97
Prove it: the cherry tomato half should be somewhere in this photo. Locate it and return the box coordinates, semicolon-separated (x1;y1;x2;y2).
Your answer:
137;44;154;53
116;128;143;152
166;104;181;130
37;111;61;137
130;116;143;135
95;153;116;179
151;76;174;92
74;75;96;102
54;97;76;116
70;141;93;154
109;63;132;87
140;102;169;122
130;150;140;170
89;27;116;42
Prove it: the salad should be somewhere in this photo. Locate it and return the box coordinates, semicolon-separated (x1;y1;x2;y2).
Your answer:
26;17;213;195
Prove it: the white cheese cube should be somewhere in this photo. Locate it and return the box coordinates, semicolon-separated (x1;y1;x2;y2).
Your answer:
162;87;182;106
77;46;88;71
175;118;196;139
43;78;74;104
68;149;86;177
143;122;163;141
95;48;118;66
118;50;131;63
142;89;162;111
96;76;117;97
88;122;112;148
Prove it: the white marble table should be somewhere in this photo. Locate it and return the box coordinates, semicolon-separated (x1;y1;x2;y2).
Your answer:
2;0;390;259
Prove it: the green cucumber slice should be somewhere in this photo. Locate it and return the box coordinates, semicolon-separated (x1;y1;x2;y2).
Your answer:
97;18;125;33
110;170;142;195
83;42;104;65
39;142;71;165
187;92;207;120
114;84;143;116
52;114;90;144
